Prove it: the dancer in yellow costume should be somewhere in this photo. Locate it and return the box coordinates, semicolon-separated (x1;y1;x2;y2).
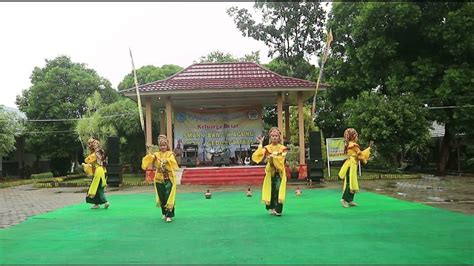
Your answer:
338;128;372;208
252;127;288;216
83;138;109;209
142;135;179;222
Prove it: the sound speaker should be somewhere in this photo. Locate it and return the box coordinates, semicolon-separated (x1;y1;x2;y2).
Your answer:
106;137;121;187
309;131;322;160
183;144;198;159
234;148;248;159
107;163;122;187
307;131;324;182
181;156;196;167
213;155;230;166
307;161;324;181
184;144;198;151
184;151;197;158
107;136;120;164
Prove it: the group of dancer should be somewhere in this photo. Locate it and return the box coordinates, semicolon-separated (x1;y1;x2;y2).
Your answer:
82;127;371;222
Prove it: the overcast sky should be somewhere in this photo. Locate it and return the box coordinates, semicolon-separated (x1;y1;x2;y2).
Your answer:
0;2;274;107
0;2;330;109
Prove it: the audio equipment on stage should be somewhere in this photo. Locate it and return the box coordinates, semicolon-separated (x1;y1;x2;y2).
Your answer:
307;131;324;183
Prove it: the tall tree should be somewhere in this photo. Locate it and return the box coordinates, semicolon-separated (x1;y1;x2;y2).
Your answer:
75;91;118;153
76;92;142;168
0;106;24;176
264;58;317;82
227;2;326;78
344;92;431;166
16;55;118;161
227;2;326;61
99;97;143;168
196;50;261;64
325;2;474;174
117;64;183;91
288;105;319;145
228;2;326;127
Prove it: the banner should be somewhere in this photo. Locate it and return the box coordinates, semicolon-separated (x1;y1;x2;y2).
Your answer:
326;138;346;162
326;137;345;178
326;138;362;178
174;106;263;162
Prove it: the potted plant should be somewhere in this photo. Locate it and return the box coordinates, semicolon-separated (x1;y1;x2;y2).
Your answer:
286;144;300;179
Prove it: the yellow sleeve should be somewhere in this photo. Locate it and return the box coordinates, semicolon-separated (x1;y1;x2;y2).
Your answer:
358;147;371;164
141;154;155;170
165;152;179;171
84;153;96;164
280;145;288;157
82;163;93;176
251;145;266;164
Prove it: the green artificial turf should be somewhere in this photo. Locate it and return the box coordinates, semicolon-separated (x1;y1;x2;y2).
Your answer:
0;189;472;264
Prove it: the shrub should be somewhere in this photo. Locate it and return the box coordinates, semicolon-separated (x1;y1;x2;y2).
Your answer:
286;144;300;172
31;172;54;179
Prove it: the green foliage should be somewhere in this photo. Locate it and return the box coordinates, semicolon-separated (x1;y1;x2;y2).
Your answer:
196;50;261;64
262;107;277;132
75;92;145;171
16;55;117;159
0;107;24;157
31;172;54;179
117;64;183;91
464;141;474;170
344;91;431;165
264;58;317;81
325;2;474;172
315;93;345;138
285;144;300;172
75;91;118;154
288;105;318;145
100;98;144;167
227;2;326;63
76;92;142;162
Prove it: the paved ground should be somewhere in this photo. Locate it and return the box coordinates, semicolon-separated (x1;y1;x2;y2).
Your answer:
1;175;473;228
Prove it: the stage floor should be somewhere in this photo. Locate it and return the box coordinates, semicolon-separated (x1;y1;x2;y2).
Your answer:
0;189;472;264
182;164;265;170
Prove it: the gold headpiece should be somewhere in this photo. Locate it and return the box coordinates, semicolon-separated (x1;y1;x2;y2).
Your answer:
157;135;170;150
344;128;358;142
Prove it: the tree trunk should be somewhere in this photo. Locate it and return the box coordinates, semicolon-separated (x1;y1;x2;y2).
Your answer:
437;124;452;176
399;145;405;168
17;137;24;178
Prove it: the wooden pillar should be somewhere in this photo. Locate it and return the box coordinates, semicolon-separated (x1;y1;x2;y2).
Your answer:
277;92;283;142
159;109;166;136
145;97;153;145
297;92;305;165
284;105;290;142
165;97;173;147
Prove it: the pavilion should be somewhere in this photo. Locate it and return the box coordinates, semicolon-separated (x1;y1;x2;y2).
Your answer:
122;62;327;166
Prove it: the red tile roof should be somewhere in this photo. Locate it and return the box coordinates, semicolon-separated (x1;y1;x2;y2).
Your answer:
123;62;321;93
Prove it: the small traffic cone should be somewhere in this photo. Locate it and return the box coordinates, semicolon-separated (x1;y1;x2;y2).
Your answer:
295;187;302;196
205;189;212;199
246;188;252;197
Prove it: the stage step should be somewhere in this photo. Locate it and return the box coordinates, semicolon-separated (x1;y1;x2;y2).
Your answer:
181;166;267;185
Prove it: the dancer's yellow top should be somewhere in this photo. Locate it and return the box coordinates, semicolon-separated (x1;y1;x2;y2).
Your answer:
252;143;288;204
338;141;371;192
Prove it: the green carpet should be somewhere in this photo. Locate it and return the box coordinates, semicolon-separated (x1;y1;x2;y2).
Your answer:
0;189;473;264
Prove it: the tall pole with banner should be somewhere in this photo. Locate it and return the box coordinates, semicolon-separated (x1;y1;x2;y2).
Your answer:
311;29;333;118
129;48;147;147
